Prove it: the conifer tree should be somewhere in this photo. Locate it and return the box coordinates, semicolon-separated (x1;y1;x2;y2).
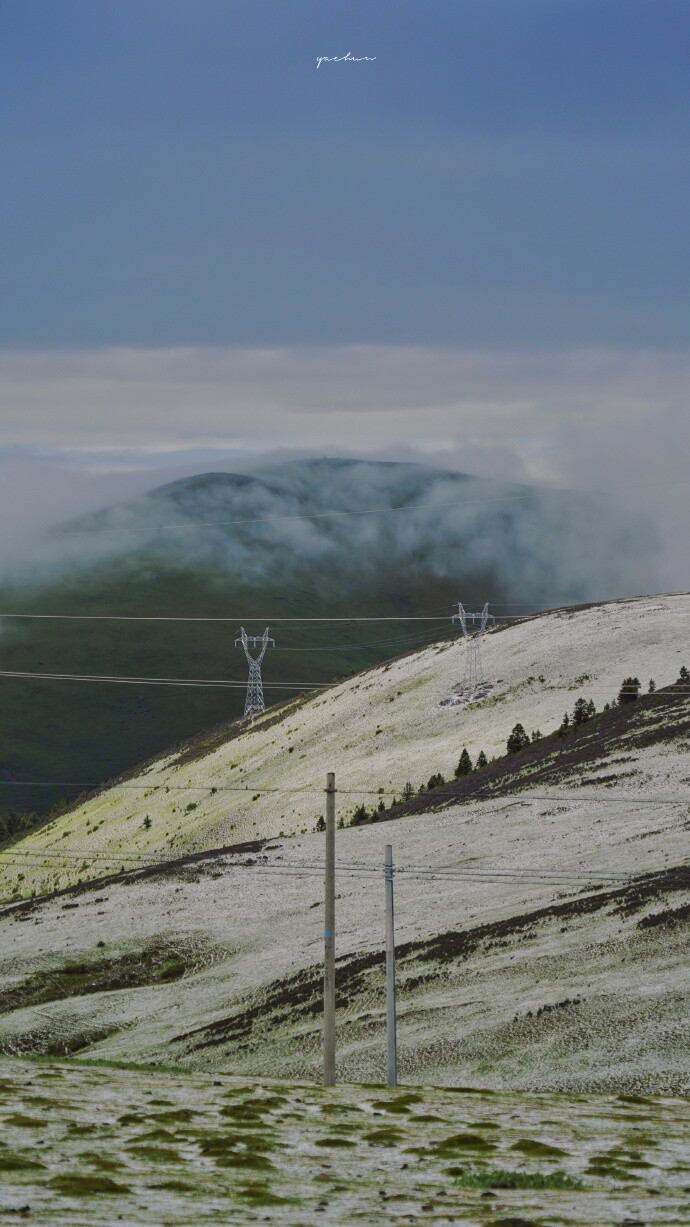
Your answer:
427;772;446;790
506;723;530;753
475;750;488;770
351;804;369;826
454;748;473;777
618;676;641;704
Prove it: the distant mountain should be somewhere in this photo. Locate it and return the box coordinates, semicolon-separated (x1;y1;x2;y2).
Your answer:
0;459;658;816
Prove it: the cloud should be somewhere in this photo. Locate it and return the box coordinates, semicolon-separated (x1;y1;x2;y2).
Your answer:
0;344;687;590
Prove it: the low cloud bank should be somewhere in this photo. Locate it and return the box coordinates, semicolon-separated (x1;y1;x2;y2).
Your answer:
0;457;662;613
0;343;686;599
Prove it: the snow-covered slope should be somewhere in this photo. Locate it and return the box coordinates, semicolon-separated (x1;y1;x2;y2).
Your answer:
2;593;688;901
0;594;689;1093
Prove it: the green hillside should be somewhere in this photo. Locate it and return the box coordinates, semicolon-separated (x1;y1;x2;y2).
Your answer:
0;459;654;818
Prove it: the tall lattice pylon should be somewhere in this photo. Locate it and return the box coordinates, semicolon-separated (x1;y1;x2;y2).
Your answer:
452;602;494;696
235;626;275;720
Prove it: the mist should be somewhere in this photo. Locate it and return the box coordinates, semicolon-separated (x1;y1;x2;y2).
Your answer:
0;454;666;613
0;344;687;602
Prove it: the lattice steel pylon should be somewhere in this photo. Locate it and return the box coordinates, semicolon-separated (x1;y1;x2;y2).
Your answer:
235;626;275;720
452;602;494;696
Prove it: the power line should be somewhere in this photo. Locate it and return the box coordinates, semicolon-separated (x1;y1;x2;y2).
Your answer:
58;478;690;538
275;628;456;651
1;841;685;879
0;848;686;894
1;665;688;696
67;492;545;535
0;782;688;804
0;669;329;690
0;613;524;622
3;589;689;623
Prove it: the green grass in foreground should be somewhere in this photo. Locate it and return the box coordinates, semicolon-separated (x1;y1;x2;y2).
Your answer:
453;1167;584;1189
2;1052;192;1075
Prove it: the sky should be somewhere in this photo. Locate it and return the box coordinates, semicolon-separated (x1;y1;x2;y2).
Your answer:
0;0;688;585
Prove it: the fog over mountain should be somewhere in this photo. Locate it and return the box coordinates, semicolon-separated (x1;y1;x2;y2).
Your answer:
14;457;661;609
0;458;663;815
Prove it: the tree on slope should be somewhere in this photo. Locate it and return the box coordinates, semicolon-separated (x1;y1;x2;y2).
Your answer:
454;748;473;777
506;723;530;753
475;750;488;770
427;773;446;790
618;676;641;705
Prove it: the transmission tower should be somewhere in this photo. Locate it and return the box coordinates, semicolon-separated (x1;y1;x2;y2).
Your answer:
235;627;275;720
452;602;494;696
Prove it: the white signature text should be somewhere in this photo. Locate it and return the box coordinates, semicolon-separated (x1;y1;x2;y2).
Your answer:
316;52;376;68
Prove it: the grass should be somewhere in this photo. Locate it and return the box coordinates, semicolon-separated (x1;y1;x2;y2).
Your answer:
0;555;462;824
0;1055;685;1223
453;1167;584;1190
0;941;202;1018
0;1151;46;1170
1;1052;193;1075
48;1173;131;1195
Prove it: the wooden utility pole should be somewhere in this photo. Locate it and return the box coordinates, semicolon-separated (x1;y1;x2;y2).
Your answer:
323;771;336;1085
384;843;398;1087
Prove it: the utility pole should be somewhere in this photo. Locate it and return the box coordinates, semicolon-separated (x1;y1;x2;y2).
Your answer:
323;771;336;1086
384;843;397;1088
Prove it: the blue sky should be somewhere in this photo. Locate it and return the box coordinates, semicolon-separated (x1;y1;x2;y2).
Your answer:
1;1;689;589
2;0;689;347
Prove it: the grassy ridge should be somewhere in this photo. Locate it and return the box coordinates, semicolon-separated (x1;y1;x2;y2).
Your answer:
0;562;479;818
